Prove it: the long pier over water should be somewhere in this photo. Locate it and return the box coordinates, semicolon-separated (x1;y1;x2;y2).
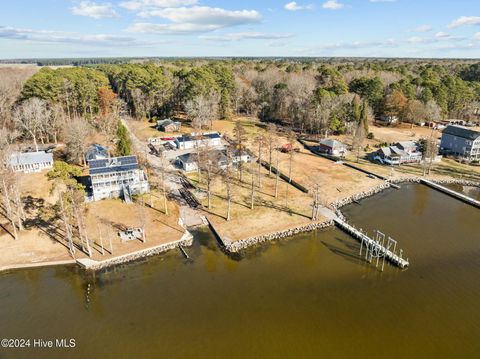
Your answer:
333;217;410;269
420;179;480;208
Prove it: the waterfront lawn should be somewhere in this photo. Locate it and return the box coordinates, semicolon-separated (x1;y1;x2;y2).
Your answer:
0;171;71;269
188;165;325;242
0;169;185;269
82;196;185;261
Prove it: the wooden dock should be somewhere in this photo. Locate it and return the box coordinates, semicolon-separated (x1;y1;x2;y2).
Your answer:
333;218;409;269
420;179;480;208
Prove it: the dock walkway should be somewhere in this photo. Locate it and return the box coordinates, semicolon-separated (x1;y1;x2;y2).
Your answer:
333;217;409;269
421;179;480;208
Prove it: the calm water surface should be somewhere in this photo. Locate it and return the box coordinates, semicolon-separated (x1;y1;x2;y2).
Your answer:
0;184;479;359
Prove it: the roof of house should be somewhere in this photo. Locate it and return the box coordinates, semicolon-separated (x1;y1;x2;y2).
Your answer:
378;146;401;157
89;156;139;175
442;125;480;141
9;151;53;166
319;138;347;148
157;119;180;127
177;153;198;164
396;141;417;149
176;132;221;143
178;149;229;165
86;144;109;162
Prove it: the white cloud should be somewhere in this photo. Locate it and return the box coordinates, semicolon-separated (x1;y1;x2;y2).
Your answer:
200;32;293;42
449;16;480;28
71;1;119;19
322;0;344;10
415;25;432;32
315;39;398;50
126;6;262;34
284;2;313;11
120;0;198;11
435;31;450;39
474;32;480;40
0;25;151;46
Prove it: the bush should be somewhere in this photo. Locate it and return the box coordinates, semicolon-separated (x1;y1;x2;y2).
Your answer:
367;132;374;140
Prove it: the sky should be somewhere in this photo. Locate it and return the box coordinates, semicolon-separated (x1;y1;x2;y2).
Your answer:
0;0;480;59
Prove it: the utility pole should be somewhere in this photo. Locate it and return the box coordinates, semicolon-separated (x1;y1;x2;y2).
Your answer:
311;184;320;221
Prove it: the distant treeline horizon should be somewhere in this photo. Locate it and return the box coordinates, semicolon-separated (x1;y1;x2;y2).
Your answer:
1;56;479;67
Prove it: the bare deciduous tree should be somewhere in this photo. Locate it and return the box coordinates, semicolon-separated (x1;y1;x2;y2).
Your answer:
233;120;247;181
266;123;277;176
65;119;91;166
185;92;219;130
13;97;51;151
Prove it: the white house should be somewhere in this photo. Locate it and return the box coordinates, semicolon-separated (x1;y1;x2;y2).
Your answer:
88;155;149;201
231;149;251;165
176;149;250;172
374;141;422;165
175;132;222;150
9;151;53;173
177;153;199;172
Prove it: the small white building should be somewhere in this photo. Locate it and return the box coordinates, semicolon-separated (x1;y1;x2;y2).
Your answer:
175;132;222;150
9;151;53;173
177;153;199;172
231;150;251;165
318;138;348;157
376;115;399;126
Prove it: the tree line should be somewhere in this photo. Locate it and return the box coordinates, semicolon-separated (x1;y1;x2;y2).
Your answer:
2;59;480;168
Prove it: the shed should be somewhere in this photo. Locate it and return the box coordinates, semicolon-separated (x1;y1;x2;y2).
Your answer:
319;138;348;157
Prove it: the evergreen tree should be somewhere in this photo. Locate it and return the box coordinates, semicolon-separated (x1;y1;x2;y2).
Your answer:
361;100;369;133
352;96;361;122
116;121;132;156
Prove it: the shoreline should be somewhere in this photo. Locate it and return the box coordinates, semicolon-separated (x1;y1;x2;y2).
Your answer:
0;259;77;273
207;217;334;253
76;230;194;271
2;177;478;273
208;176;480;254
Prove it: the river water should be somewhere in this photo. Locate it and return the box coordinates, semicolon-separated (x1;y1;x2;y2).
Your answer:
1;184;479;359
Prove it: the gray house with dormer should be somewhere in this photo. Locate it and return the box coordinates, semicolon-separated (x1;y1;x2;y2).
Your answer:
440;125;480;161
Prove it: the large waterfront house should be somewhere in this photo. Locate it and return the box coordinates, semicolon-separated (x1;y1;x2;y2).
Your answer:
88;155;149;201
175;132;222;150
373;141;422;165
440;125;480;161
9;151;54;173
318;138;348;157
